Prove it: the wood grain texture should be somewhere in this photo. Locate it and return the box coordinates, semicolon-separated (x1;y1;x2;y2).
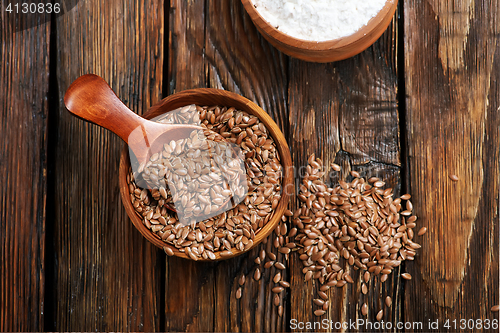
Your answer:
205;2;289;332
52;0;163;330
164;1;289;331
288;15;402;331
164;1;215;331
404;0;500;327
0;17;49;332
2;0;500;331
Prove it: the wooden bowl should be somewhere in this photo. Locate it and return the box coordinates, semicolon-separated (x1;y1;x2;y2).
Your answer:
119;88;293;260
241;0;398;63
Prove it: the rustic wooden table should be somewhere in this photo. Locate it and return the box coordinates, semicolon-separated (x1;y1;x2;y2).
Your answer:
1;0;499;331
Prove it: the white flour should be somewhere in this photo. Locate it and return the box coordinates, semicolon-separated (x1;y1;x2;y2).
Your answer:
251;0;387;41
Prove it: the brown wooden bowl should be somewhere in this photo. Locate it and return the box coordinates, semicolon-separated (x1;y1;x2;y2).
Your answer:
241;0;398;63
119;88;293;261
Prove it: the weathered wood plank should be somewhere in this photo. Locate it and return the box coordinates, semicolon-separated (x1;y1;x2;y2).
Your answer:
0;17;50;332
404;0;500;328
164;1;215;331
165;1;289;331
288;16;401;331
53;0;163;330
205;2;288;332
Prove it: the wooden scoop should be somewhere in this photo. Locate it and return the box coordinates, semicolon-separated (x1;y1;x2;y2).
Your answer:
64;74;235;214
64;74;202;167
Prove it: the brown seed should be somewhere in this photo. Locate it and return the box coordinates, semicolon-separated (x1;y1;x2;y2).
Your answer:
449;174;459;181
279;247;291;254
322;301;330;311
279;281;290;288
401;273;412;280
318;291;328;300
274;294;280;306
272;286;284;293
376;310;383;321
313;299;325;306
331;163;341;172
267;252;277;261
236;287;242;299
418;227;427;236
254;268;261;281
491;305;500;312
259;249;266;261
361;303;368;316
278;305;283;317
275;262;286;270
163;246;174;256
239;275;246;286
362;283;368;295
385;296;392;307
314;309;326;316
273;272;281;283
264;261;275;269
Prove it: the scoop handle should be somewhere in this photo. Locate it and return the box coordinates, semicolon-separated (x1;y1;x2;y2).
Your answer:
64;74;145;143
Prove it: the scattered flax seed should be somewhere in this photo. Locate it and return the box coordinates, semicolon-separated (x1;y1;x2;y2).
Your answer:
239;275;246;286
236;287;242;299
278;305;284;317
275;262;286;270
279;281;290;288
361;303;368;316
449;174;459;181
272;286;284;293
418;227;427;236
264;261;275;269
163;246;174;256
314;309;326;317
491;305;500;312
292;155;422;314
376;310;384;321
314;299;325;306
318;291;328;300
362;283;368;295
232;154;424;320
254;268;261;281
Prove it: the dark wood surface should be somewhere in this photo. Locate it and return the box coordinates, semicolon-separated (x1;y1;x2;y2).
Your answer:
1;0;498;332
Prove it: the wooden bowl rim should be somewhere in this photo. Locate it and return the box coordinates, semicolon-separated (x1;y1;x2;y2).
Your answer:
119;88;293;261
241;0;398;61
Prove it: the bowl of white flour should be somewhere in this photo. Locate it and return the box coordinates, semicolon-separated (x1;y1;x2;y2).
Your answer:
241;0;398;62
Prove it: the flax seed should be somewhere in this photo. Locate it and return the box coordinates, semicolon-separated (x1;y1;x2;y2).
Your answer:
314;309;326;316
